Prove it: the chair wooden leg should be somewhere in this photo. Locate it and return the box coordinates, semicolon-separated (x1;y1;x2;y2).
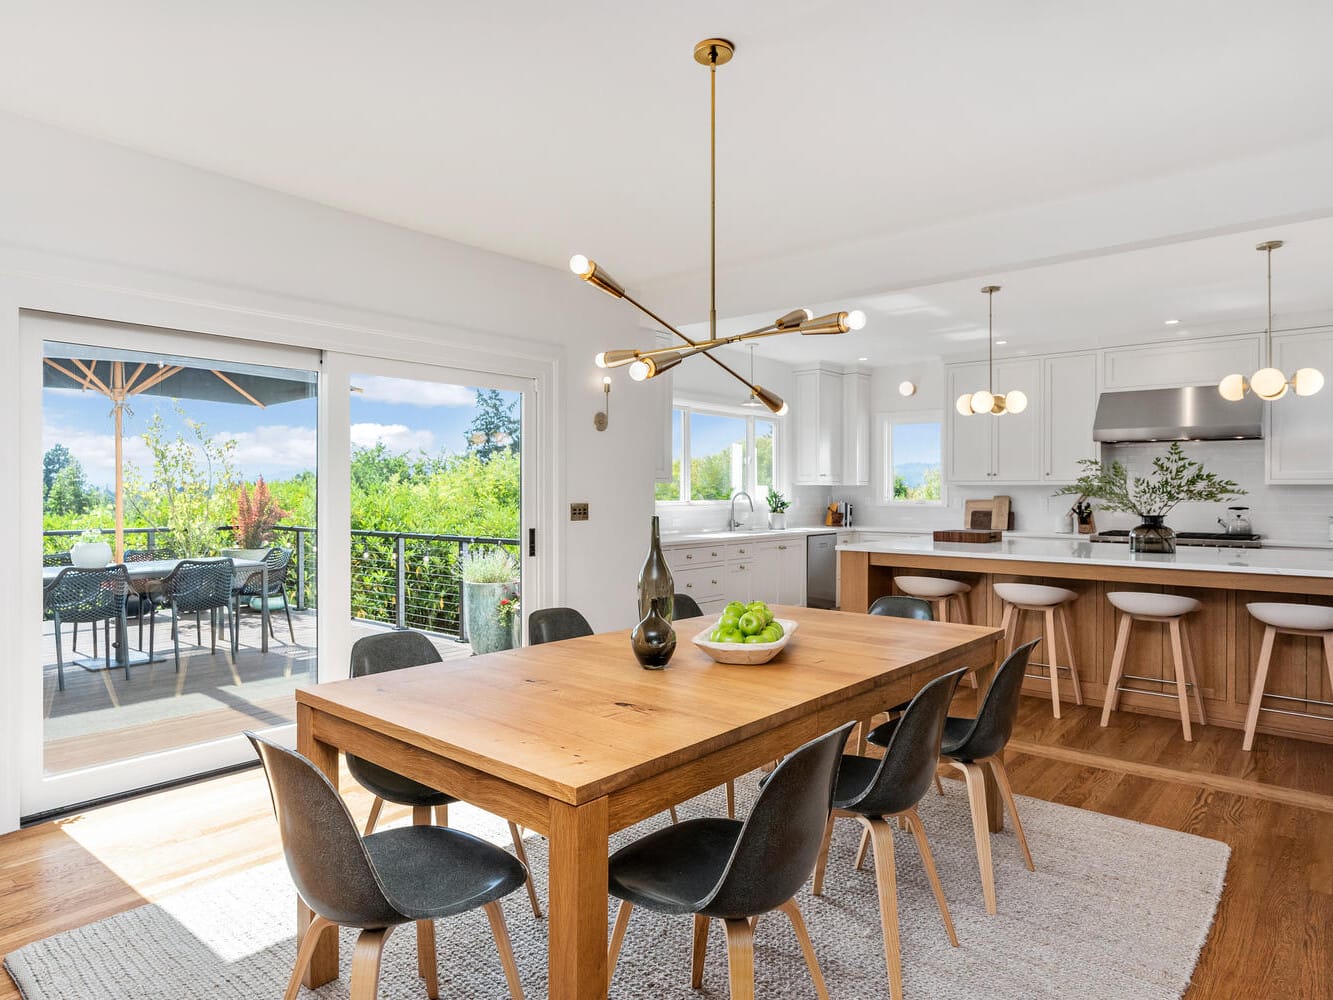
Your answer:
1102;612;1133;725
996;604;1015;668
284;914;336;1000
901;808;958;947
860;816;904;1000
416;919;440;999
668;805;680;824
726;779;736;819
436;802;449;826
779;899;830;1000
1168;618;1194;742
1044;606;1062;719
691;914;709;989
607;900;633;987
349;926;392;1000
1243;625;1277;751
1182;620;1207;726
1324;635;1333;712
363;796;384;836
934;773;945;796
957;761;998;915
1059;605;1083;705
508;821;543;917
483;901;525;999
854;824;871;871
54;619;65;692
812;814;836;895
722;916;756;1000
985;756;1034;871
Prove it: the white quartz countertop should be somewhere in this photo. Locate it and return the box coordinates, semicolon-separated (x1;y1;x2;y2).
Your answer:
837;533;1333;580
660;526;843;545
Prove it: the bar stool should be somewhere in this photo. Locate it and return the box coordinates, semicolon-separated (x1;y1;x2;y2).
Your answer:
1102;592;1206;741
895;575;972;624
1242;603;1333;751
992;583;1083;718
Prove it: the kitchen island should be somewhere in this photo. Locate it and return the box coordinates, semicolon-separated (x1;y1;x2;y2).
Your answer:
839;535;1333;743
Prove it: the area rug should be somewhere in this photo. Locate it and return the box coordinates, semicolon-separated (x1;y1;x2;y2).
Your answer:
5;776;1228;999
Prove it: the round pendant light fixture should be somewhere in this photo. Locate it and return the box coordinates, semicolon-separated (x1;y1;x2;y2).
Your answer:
956;286;1028;417
1219;240;1323;402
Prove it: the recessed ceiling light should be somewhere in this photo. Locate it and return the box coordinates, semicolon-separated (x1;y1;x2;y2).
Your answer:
995;340;1008;346
1164;319;1180;325
857;356;869;361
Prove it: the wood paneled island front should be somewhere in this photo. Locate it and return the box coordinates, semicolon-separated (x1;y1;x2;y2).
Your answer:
840;536;1333;744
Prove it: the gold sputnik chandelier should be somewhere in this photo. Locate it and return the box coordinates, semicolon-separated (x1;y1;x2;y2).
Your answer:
956;285;1028;416
570;38;865;415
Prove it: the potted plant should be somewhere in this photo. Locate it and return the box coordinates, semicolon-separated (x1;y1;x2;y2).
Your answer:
223;477;289;562
69;527;112;568
1054;442;1245;553
766;487;792;530
462;549;520;655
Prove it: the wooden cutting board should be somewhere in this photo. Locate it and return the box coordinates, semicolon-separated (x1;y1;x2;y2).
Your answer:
933;529;1003;543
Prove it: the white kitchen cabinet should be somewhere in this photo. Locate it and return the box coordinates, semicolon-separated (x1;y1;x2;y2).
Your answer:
947;362;994;483
663;535;807;610
1102;335;1261;391
946;358;1042;484
794;367;844;485
841;371;871;486
775;538;806;605
1267;329;1333;483
1042;352;1099;482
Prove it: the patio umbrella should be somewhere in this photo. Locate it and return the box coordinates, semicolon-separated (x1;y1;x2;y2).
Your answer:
42;345;314;559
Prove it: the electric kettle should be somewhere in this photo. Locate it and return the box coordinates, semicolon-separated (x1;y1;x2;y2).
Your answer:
1217;506;1252;535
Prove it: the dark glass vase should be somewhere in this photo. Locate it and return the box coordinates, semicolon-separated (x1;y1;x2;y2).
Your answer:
631;597;676;669
1129;515;1176;554
637;515;674;622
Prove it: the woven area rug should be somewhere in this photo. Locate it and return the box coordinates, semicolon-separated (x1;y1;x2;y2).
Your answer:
5;776;1228;999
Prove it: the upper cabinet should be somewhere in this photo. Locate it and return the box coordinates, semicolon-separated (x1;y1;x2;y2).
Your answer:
1266;329;1333;483
1102;335;1260;391
793;367;844;485
1042;352;1099;482
946;358;1043;484
841;371;871;487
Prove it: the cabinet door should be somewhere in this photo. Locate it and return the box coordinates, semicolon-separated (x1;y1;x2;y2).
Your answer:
816;371;844;483
1043;353;1099;483
774;538;806;606
726;559;754;602
992;358;1043;483
748;542;781;605
841;372;870;486
794;372;821;485
946;362;994;483
1268;330;1333;483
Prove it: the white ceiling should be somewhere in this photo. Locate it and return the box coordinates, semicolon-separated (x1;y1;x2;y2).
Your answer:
3;2;1333;365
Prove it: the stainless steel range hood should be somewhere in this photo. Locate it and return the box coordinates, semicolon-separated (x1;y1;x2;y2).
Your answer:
1092;385;1263;443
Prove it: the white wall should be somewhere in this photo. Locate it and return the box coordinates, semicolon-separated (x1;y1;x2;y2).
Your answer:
0;111;658;829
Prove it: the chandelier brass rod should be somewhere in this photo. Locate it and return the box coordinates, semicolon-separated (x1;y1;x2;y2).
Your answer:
710;45;718;342
1265;242;1273;366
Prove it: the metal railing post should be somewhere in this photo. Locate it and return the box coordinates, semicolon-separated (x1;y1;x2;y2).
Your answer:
458;541;470;642
395;533;407;629
296;527;307;611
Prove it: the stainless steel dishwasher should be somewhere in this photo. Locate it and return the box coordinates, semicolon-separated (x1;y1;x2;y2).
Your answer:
806;533;838;609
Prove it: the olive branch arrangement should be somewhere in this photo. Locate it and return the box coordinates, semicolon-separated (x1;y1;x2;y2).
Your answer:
1053;442;1245;518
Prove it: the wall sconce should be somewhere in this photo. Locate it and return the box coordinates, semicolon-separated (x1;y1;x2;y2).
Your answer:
594;376;611;431
898;380;917;397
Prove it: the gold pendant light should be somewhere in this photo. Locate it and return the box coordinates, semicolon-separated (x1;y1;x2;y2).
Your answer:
1219;240;1324;402
571;38;865;416
956;285;1028;416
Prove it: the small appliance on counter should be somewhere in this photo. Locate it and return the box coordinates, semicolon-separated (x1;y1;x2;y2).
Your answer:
1090;529;1263;549
823;500;853;527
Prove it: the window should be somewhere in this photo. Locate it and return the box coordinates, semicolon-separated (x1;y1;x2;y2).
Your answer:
881;413;943;504
656;404;780;503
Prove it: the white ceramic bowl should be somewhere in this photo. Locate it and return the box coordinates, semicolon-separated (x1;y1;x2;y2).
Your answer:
690;617;800;665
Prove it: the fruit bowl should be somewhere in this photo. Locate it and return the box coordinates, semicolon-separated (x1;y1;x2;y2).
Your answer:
690;617;799;665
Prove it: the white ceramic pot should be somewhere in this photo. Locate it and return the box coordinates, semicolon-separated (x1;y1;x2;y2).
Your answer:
768;512;788;530
70;542;112;568
221;547;270;563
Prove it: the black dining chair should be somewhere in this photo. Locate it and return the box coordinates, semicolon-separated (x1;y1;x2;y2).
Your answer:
232;547;297;644
870;638;1041;916
43;565;132;689
672;593;705;620
812;668;967;1000
347;630;543;917
868;595;934;620
153;558;236;671
246;732;527;1000
527;606;593;645
606;722;856;1000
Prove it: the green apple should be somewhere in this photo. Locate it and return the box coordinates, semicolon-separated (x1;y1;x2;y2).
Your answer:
718;611;741;631
760;626;781;643
719;628;744;643
724;601;747;617
743;634;768;644
738;611;765;636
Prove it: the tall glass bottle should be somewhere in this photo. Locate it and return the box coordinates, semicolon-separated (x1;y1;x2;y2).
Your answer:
638;515;674;622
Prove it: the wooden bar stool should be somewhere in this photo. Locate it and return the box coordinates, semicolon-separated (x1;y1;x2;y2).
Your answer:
1102;592;1206;741
992;583;1082;718
1242;603;1333;751
894;576;979;690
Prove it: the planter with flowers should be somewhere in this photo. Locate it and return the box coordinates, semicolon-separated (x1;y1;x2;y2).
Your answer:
223;477;289;563
70;527;112;568
462;549;520;655
766;487;791;530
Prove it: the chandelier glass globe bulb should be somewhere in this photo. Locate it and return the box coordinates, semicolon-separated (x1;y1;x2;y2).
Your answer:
1250;367;1288;400
1005;390;1028;414
969;390;995;414
1294;367;1325;397
956;394;974;416
1217;373;1247;402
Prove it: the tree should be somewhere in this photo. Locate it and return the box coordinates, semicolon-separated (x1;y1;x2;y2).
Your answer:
43;444;74;497
465;389;520;462
46;460;93;516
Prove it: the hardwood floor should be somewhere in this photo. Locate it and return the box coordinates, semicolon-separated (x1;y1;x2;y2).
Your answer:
1;695;1329;998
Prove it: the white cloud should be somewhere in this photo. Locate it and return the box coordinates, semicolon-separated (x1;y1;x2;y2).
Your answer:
353;375;475;408
212;425;317;472
43;423;151;488
350;422;437;453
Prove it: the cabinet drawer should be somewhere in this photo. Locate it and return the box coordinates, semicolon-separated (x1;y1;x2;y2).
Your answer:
666;543;726;569
676;565;724;601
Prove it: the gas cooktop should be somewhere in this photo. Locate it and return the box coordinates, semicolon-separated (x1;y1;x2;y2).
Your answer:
1089;530;1263;548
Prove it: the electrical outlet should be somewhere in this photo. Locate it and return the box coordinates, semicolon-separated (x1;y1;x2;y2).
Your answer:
570;502;590;521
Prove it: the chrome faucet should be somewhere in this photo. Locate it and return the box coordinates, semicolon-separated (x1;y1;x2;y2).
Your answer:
728;491;755;531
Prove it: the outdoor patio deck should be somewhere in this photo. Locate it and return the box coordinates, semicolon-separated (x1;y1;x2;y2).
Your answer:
41;609;472;774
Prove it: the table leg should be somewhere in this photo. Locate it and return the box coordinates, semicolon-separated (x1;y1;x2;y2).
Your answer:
296;704;340;988
548;796;609;1000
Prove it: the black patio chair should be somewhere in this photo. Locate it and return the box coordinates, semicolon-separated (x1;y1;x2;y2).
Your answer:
246;732;527;1000
813;668;968;998
672;592;704;620
348;630;542;917
607;722;855;998
232;547;296;644
43;565;131;690
527;606;593;645
152;558;236;671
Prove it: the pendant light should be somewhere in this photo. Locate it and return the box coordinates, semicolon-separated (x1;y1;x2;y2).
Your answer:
956;285;1028;416
1219;240;1324;402
741;345;764;408
572;38;866;416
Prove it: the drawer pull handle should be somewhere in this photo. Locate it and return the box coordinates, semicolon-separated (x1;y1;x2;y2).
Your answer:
685;583;693;589
685;553;693;560
778;545;787;550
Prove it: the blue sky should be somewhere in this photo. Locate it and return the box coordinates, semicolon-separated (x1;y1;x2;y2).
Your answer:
673;410;775;458
44;371;519;491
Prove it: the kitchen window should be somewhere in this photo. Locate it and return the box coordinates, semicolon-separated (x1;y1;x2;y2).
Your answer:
656;404;779;503
881;412;943;505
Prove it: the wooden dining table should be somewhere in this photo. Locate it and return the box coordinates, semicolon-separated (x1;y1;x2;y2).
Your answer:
295;604;1003;999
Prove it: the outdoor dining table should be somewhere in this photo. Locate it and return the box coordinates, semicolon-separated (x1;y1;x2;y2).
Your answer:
294;604;1003;999
41;556;269;667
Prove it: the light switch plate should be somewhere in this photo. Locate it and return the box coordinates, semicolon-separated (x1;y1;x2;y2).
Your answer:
570;502;590;521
